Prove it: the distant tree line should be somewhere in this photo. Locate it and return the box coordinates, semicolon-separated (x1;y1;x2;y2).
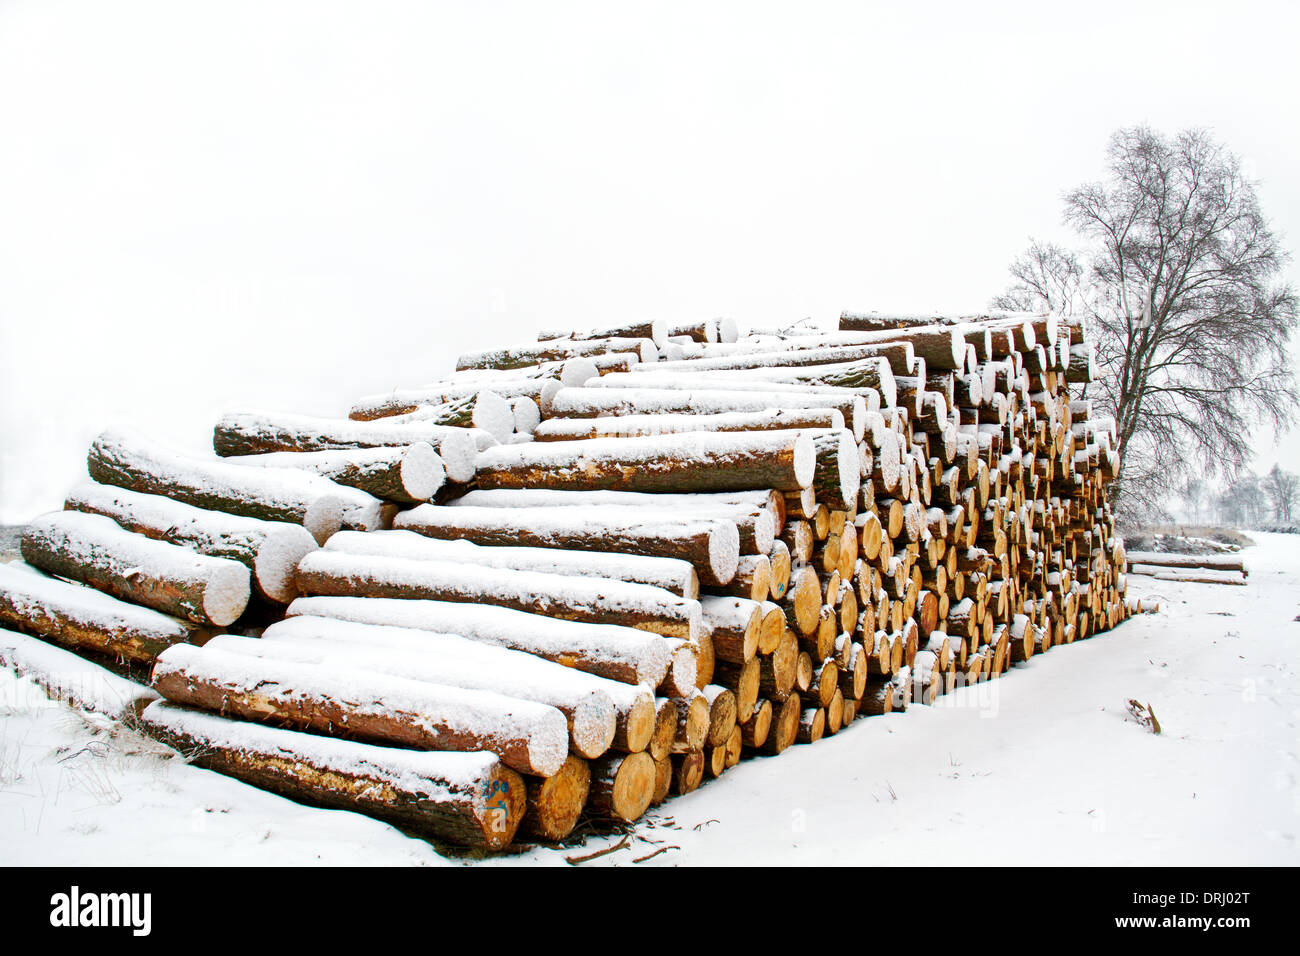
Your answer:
1179;464;1299;527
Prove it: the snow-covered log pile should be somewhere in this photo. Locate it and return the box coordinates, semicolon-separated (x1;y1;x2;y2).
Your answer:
1124;551;1247;586
1;308;1140;853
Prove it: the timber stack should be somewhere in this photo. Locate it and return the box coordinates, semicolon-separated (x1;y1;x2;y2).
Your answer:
0;310;1136;853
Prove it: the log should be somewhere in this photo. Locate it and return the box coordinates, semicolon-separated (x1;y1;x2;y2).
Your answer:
449;488;777;556
141;700;525;850
459;337;659;372
88;427;363;544
740;698;774;748
286;596;671;689
586;751;656;823
222;444;446;504
294;550;702;642
701;596;762;664
537;320;669;347
548;386;865;441
0;626;159;722
151;644;571;777
350;389;514;439
672;691;710;753
522;755;591;842
672;751;706;795
702;684;738;748
711;657;760;723
1124;551;1247;574
64;482;316;604
0;564;213;664
222;616;619;759
649;698;678;761
211;410;480;483
763;693;801;755
474;432;815;495
22;511;251;628
533;408;845;441
809;429;861;511
324;529;699;599
393;504;740;588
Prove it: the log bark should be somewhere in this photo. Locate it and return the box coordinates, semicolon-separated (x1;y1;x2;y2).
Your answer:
325;529;699;599
223;444;446;504
141;700;526;851
294;551;702;642
458;336;658;371
22;512;251;628
89;427;365;544
393;503;740;588
0;565;213;664
64;481;317;604
534;408;844;441
151;644;571;777
286;595;671;689
212;410;480;483
474;431;815;496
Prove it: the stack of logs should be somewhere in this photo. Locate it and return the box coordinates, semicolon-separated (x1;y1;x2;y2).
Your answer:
0;311;1138;854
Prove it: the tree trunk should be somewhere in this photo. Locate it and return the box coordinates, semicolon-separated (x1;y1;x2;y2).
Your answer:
22;512;250;628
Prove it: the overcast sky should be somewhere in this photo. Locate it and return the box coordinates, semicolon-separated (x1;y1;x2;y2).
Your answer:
2;0;1297;523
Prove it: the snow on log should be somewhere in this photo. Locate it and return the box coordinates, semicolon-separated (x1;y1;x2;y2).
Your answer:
323;529;699;599
22;512;251;627
151;643;571;777
140;700;525;850
0;563;213;663
207;621;616;760
457;336;658;371
537;320;668;348
286;595;671;688
532;407;845;441
448;488;777;556
0;626;159;721
211;410;479;483
64;482;316;604
474;431;815;496
642;341;917;377
1126;565;1246;586
88;426;354;544
258;615;652;754
369;391;515;444
809;428;861;511
393;503;740;587
623;359;898;410
221;443;445;505
548;386;866;442
294;550;703;642
1124;551;1247;574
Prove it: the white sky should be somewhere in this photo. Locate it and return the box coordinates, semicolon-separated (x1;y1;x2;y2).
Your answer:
2;0;1298;522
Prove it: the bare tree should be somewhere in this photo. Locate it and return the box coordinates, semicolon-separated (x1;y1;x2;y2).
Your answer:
1262;463;1299;523
994;126;1298;516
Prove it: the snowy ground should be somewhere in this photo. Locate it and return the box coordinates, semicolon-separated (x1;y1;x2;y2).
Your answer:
2;534;1297;867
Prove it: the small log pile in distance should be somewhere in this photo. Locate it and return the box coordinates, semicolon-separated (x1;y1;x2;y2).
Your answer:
0;308;1141;853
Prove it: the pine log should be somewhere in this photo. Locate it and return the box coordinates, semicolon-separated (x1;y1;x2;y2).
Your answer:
324;529;699;599
0;626;160;722
672;751;706;795
474;431;815;497
22;512;250;628
740;698;774;748
763;693;802;755
64;482;316;604
141;701;525;850
224;616;620;759
294;551;702;642
711;657;760;723
88;427;363;544
286;596;671;689
211;410;480;483
392;503;740;588
222;444;446;504
702;684;738;747
458;337;658;371
350;389;514;439
537;320;669;347
151;644;571;777
0;564;214;664
522;755;591;842
533;407;845;441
